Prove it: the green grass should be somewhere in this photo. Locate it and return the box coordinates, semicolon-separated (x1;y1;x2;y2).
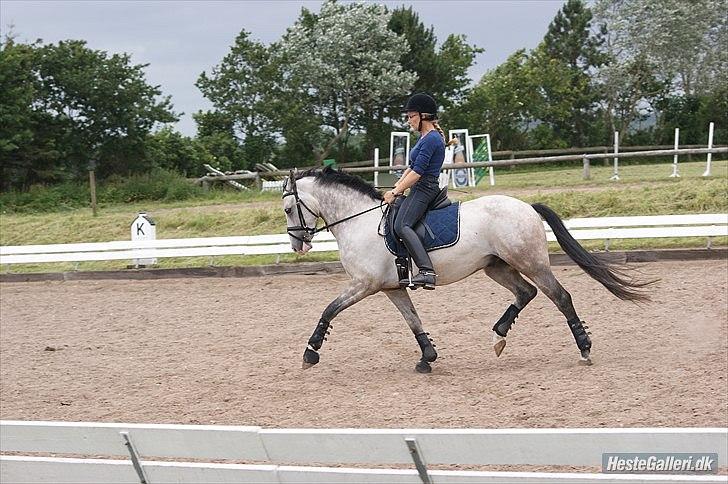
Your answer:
515;178;728;217
2;159;726;274
477;158;728;189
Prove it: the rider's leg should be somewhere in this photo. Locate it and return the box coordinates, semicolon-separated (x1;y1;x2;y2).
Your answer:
393;176;439;289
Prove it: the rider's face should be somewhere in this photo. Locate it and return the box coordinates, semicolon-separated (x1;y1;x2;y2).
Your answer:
406;111;419;131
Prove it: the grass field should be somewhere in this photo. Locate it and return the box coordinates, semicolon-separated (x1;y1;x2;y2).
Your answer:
1;159;726;274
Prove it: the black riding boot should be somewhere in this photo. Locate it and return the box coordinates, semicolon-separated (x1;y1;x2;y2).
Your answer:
397;228;436;290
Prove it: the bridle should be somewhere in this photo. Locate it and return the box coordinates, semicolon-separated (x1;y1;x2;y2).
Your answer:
282;172;321;244
282;170;385;245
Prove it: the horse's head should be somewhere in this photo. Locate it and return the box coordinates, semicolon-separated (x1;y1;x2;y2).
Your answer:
282;170;321;254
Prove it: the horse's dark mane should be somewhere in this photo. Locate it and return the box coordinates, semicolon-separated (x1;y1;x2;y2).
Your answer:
296;166;383;201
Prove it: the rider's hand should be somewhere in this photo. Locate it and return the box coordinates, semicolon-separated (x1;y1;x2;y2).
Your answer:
384;190;397;205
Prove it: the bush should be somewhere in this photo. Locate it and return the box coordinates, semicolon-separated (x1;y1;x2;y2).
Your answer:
0;169;204;213
100;169;203;203
0;182;91;213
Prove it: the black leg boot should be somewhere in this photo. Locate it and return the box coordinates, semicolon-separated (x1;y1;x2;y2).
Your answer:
398;227;436;290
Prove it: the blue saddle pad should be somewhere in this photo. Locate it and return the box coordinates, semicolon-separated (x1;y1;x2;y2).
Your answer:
384;202;461;256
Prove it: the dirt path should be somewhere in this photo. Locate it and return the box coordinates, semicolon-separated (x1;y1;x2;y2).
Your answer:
1;259;726;428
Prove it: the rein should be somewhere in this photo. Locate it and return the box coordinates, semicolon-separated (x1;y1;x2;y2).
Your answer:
283;171;385;244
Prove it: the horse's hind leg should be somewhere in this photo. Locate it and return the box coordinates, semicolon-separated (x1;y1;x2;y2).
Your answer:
525;267;593;364
384;288;437;374
484;258;538;357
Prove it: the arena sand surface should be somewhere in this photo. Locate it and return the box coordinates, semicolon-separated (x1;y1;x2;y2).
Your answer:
1;259;726;429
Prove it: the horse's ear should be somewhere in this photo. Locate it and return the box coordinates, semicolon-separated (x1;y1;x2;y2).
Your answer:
286;168;298;191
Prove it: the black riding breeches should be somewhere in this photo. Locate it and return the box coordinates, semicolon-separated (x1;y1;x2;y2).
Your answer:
393;175;440;272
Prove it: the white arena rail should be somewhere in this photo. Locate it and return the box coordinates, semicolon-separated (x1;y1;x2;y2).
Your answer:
1;421;726;483
1;214;726;265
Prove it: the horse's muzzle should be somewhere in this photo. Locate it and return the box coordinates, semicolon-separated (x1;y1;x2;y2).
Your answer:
294;241;312;254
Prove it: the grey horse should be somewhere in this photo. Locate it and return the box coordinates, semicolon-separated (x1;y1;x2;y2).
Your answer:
283;168;650;373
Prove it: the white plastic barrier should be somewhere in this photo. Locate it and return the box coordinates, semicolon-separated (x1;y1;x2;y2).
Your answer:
1;421;726;483
1;214;726;265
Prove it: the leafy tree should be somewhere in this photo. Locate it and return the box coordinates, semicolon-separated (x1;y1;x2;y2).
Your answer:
278;0;416;163
196;30;277;169
145;127;214;176
0;37;177;189
445;50;535;150
388;7;481;110
655;85;728;145
595;52;668;139
381;7;482;154
35;40;177;178
593;0;726;142
535;0;607;146
0;38;60;190
595;0;727;96
193;110;247;172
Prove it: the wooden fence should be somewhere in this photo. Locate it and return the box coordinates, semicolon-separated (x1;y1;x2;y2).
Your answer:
196;147;727;186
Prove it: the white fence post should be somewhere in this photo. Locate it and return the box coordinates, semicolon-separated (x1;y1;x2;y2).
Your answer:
487;134;495;186
373;148;379;188
610;131;620;180
702;122;714;177
670;128;680;178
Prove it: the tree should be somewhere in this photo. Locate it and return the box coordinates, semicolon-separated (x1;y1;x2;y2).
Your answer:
192;110;248;172
0;37;60;190
595;52;668;139
196;30;277;169
36;40;177;178
595;0;727;97
655;85;728;145
278;0;416;163
446;50;535;150
145;127;214;177
536;0;607;146
593;0;727;143
0;37;177;189
383;7;482;154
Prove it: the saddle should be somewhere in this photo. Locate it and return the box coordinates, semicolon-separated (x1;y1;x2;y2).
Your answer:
382;186;462;282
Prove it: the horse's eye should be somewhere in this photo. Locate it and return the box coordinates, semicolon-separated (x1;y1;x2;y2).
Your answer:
284;208;292;215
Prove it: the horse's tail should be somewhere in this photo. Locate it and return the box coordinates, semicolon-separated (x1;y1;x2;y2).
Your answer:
531;203;654;302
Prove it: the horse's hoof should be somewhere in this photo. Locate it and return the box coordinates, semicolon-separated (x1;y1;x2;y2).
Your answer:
302;348;319;369
415;360;432;373
579;349;592;365
492;331;506;357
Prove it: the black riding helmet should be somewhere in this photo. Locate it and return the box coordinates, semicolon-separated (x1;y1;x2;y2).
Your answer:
402;92;438;118
402;93;438;131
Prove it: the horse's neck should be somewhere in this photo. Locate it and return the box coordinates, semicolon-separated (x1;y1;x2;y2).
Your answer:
313;187;378;239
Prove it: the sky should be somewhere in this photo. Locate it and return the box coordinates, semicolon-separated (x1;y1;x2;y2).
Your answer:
1;0;566;136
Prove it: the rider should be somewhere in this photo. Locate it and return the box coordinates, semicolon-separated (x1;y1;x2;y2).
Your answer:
383;92;453;290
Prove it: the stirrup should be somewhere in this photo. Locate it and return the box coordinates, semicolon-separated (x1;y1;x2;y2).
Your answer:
410;270;437;290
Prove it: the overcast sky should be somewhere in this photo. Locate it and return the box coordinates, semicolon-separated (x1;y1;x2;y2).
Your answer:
1;0;566;136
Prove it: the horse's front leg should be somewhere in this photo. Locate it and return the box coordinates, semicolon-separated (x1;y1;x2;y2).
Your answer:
384;288;437;374
302;279;377;369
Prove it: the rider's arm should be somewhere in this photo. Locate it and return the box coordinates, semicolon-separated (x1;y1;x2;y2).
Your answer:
392;170;421;196
393;168;411;190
